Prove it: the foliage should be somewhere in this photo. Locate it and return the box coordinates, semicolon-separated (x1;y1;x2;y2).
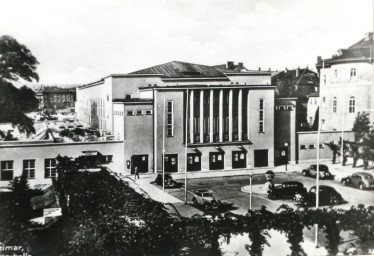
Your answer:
0;35;39;82
352;112;371;142
19;85;39;112
360;130;374;170
324;141;340;164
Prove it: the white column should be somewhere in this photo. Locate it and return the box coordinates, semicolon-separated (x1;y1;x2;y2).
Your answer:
247;90;250;140
238;89;243;141
228;89;233;141
189;90;194;144
219;89;223;142
153;90;158;173
200;90;204;143
209;90;214;142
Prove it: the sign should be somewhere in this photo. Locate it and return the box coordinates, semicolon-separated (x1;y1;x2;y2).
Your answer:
43;208;62;217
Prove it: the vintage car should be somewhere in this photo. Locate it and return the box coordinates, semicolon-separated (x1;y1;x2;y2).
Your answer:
154;173;179;188
341;172;374;190
302;164;332;179
294;185;344;207
267;181;307;200
192;190;221;211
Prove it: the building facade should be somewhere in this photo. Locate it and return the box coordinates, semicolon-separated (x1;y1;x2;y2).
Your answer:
0;140;124;188
316;32;374;131
35;86;77;110
77;61;276;173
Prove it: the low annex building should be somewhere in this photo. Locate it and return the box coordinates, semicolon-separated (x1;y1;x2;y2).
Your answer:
77;61;276;174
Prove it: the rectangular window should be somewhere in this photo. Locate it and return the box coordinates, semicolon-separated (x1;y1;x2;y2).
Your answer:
349;97;355;113
319;144;325;149
333;97;337;113
23;159;36;179
309;144;316;149
323;75;326;84
136;110;143;116
166;101;174;137
1;161;13;181
45;159;57;178
145;110;153;115
259;99;265;133
127;110;134;116
102;155;113;163
300;145;307;150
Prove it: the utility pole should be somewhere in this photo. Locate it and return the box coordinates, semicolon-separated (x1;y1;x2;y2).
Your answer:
185;89;189;204
162;93;166;192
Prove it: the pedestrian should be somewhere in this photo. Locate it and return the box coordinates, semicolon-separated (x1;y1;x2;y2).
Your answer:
134;166;140;180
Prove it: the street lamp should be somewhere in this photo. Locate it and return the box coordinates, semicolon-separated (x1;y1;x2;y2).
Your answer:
249;171;253;210
284;142;289;172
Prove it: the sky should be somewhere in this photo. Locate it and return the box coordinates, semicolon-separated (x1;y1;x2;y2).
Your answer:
1;0;373;85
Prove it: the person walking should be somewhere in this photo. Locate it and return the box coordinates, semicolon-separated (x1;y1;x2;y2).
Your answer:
134;166;140;180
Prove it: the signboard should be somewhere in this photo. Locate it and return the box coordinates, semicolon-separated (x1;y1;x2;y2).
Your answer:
43;208;62;217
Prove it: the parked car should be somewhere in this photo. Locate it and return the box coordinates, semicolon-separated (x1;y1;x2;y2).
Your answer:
192;190;221;211
341;172;374;190
67;125;75;131
154;173;179;188
302;164;332;179
59;125;66;130
267;181;307;200
72;135;80;142
294;185;344;207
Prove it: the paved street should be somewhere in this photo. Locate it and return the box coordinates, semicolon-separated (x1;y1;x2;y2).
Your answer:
167;172;374;215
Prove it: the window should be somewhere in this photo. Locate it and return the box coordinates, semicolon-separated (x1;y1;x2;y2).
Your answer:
319;144;325;149
23;159;36;179
332;97;337;113
136;110;143;116
322;97;326;104
102;155;113;163
334;69;338;79
166;101;174;136
300;145;307;150
287;105;293;110
259;99;265;133
314;99;317;105
125;94;132;99
309;144;316;149
309;117;313;123
127;110;134;116
145;110;153;115
350;68;356;80
323;75;326;84
45;159;57;178
349;96;355;113
1;161;13;181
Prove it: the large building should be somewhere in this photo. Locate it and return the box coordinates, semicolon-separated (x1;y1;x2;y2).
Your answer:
35;86;77;110
316;32;374;131
77;61;276;173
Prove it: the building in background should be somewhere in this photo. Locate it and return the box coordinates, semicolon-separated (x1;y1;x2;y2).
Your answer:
77;61;276;173
34;85;77;110
306;92;319;127
316;32;374;131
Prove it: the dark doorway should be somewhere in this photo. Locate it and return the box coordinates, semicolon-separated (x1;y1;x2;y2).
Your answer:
131;155;148;174
254;149;268;167
163;154;178;173
187;153;201;171
209;152;224;170
232;151;246;169
275;146;288;166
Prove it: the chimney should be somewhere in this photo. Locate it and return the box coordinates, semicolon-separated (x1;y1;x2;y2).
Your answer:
268;68;271;71
238;62;243;69
227;61;234;69
317;56;322;63
365;32;373;41
258;67;261;71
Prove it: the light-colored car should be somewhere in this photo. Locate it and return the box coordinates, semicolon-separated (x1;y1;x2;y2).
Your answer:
192;189;221;211
341;172;374;190
302;164;332;179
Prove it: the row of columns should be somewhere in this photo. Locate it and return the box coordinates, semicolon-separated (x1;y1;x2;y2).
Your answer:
189;89;250;144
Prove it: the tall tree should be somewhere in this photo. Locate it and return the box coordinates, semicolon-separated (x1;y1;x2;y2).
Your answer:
0;35;39;82
0;35;39;135
352;112;371;142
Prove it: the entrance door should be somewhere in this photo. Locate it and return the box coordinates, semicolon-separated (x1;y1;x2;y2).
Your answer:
131;155;148;174
254;149;268;167
232;151;246;169
164;154;178;172
187;153;201;171
209;152;224;170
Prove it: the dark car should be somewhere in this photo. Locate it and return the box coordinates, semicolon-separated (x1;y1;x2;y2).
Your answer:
294;185;344;207
154;173;179;188
192;190;221;211
267;181;307;200
302;164;332;179
341;172;374;190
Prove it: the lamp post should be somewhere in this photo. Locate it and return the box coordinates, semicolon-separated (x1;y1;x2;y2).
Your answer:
249;170;253;210
284;142;289;172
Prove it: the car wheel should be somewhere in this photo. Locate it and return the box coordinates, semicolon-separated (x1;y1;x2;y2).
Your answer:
302;170;307;176
267;192;275;200
330;196;339;205
342;180;348;186
359;183;366;190
192;197;198;205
